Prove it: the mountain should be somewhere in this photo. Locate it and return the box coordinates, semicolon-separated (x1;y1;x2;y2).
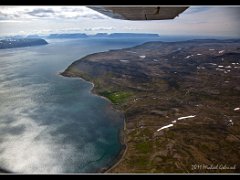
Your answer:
107;33;160;38
46;33;160;39
47;33;88;39
89;33;109;38
0;38;48;49
89;33;160;38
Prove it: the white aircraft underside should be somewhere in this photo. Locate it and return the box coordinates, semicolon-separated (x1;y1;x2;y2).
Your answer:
88;6;189;21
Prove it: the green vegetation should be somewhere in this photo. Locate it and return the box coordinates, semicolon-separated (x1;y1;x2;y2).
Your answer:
135;141;152;154
99;90;132;104
127;155;150;170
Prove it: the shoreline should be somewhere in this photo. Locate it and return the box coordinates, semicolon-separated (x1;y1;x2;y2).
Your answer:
60;72;127;173
103;116;127;173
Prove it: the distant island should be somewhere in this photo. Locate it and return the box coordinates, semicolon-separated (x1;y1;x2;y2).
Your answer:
62;39;240;173
0;38;48;49
47;33;88;39
47;33;160;39
103;33;160;38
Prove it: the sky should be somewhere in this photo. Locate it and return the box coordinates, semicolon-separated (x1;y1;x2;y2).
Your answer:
0;6;239;37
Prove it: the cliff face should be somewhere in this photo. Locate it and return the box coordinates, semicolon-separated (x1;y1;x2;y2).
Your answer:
62;39;240;173
0;38;48;49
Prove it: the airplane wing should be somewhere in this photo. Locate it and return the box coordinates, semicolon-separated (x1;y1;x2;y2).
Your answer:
87;6;188;20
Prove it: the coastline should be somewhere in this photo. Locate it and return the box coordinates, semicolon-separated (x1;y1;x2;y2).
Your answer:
60;72;127;173
103;116;127;173
59;39;240;173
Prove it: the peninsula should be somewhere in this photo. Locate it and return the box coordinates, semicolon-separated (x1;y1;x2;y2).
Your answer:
0;38;48;49
62;39;240;173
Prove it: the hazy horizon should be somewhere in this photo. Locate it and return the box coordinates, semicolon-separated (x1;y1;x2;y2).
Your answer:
1;33;238;41
0;6;240;38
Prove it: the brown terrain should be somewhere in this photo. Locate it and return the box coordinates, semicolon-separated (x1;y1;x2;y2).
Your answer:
61;39;240;173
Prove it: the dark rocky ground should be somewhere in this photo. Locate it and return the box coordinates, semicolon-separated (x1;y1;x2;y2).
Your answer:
62;39;240;173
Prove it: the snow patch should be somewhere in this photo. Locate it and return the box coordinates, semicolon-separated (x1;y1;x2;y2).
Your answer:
209;63;217;66
234;107;240;111
185;55;193;59
120;60;129;63
177;115;196;120
228;119;234;126
126;51;137;54
157;124;173;132
197;66;205;70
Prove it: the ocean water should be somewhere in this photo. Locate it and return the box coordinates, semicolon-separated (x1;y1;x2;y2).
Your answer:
0;37;165;173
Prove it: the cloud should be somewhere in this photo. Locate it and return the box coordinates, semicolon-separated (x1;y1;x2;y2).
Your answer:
81;14;106;19
0;20;27;23
0;6;109;21
184;7;212;14
27;9;55;17
0;12;9;20
0;6;239;37
60;7;84;12
123;27;141;30
54;7;108;19
0;11;21;20
84;27;115;31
